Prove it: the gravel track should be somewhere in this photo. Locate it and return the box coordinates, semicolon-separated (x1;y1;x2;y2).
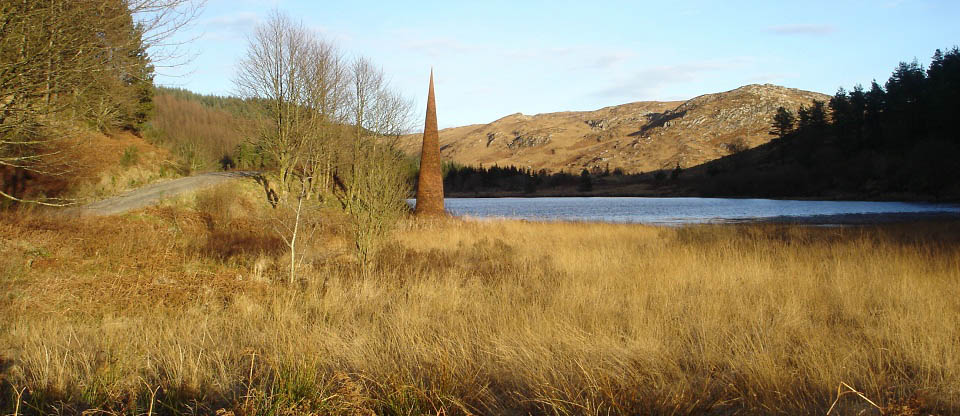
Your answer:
73;171;260;217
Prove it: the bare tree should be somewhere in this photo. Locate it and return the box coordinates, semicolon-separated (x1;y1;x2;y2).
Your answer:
300;39;349;200
337;57;414;272
128;0;206;70
234;11;354;282
270;176;320;284
234;11;346;199
233;11;413;275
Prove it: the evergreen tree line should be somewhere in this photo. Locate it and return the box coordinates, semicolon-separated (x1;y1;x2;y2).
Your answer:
444;164;553;194
442;163;633;195
155;87;266;120
776;47;959;149
703;47;960;199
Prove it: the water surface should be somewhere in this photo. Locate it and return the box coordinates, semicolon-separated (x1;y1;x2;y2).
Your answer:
410;197;960;225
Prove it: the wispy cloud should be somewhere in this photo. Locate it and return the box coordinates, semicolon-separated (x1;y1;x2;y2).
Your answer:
387;32;639;74
404;37;482;58
588;58;754;101
766;24;836;36
746;73;790;84
580;50;637;71
202;12;260;41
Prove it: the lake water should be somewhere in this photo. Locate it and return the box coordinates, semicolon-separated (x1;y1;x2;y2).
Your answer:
409;197;960;225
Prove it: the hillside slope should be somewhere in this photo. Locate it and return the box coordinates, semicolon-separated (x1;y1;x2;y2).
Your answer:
1;130;179;207
399;84;829;173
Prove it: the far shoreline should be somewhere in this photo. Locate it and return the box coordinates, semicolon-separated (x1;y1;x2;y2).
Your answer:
446;211;960;226
441;191;960;204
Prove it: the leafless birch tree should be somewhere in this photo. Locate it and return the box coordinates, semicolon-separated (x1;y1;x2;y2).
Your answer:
233;11;414;276
338;57;414;272
234;11;348;200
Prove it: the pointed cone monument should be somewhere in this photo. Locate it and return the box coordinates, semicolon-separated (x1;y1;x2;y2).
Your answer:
415;69;445;216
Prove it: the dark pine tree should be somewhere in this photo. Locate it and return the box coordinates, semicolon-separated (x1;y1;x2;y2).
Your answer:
848;84;867;146
771;106;795;139
864;81;886;146
578;169;593;192
926;47;960;143
885;59;928;146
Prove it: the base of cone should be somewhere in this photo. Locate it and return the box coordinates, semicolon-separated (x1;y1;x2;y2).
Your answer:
414;205;446;216
414;211;447;217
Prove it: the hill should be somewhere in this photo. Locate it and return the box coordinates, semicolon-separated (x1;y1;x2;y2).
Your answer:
398;84;829;173
144;88;261;172
1;130;179;207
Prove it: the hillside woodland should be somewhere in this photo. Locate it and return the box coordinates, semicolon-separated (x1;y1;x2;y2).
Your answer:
0;0;202;206
145;88;257;173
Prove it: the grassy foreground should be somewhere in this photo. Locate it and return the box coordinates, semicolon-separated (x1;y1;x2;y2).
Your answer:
1;184;958;415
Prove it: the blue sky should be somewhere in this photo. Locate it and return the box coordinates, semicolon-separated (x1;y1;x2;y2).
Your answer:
157;0;959;129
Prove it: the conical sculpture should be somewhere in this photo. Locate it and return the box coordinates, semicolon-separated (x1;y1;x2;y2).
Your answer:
415;69;445;216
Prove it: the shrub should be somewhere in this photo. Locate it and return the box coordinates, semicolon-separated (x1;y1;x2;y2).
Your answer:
195;184;238;228
119;145;140;167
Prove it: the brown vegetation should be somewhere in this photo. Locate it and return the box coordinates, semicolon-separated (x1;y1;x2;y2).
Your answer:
1;130;177;207
1;182;957;415
397;84;828;175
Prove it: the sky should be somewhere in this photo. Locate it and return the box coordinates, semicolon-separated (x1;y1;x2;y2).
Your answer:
155;0;960;129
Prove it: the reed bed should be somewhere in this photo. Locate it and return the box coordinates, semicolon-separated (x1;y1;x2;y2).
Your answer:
1;186;958;415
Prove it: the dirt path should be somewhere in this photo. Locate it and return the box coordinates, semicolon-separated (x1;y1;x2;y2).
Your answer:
73;171;261;217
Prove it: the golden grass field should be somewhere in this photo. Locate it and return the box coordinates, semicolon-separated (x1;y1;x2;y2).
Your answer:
1;182;958;415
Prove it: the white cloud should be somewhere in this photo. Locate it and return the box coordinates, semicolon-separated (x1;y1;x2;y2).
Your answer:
588;51;636;70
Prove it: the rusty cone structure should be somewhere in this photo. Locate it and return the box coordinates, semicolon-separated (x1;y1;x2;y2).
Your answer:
415;69;445;216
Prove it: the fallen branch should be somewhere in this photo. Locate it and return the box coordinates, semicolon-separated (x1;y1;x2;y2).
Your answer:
826;381;883;415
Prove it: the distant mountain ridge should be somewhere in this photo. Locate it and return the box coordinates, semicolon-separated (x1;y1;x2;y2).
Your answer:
398;84;830;173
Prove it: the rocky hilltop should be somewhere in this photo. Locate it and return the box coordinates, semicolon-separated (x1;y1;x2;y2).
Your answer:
398;84;830;173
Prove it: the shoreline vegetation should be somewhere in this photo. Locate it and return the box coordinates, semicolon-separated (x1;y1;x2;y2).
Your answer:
436;162;960;204
437;163;960;203
2;182;958;415
444;188;960;203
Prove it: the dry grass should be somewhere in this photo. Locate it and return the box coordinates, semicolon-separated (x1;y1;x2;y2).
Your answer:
3;131;179;206
1;186;958;415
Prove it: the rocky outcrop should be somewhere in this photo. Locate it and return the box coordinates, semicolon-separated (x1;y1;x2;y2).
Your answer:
507;131;552;149
585;119;607;130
